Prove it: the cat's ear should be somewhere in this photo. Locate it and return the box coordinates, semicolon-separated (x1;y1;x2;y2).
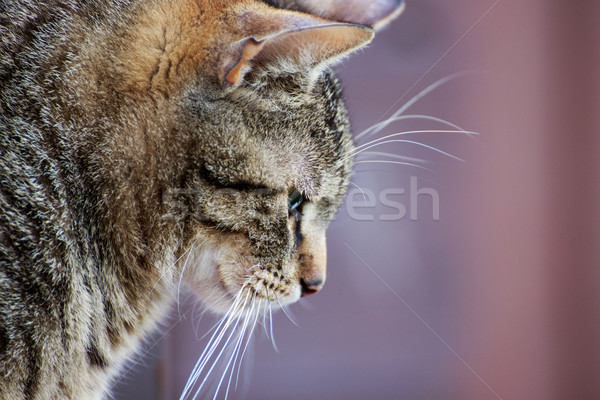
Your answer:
220;7;374;88
293;0;405;31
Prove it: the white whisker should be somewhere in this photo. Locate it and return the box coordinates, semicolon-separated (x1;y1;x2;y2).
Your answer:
180;317;226;399
261;298;270;339
268;300;278;353
281;304;297;324
354;160;433;172
356;139;465;162
276;297;299;327
150;245;194;294
177;243;194;318
346;130;472;164
361;71;479;141
351;130;477;158
349;181;368;203
355;151;428;164
181;290;250;400
234;298;262;391
189;309;244;399
219;296;256;400
356;114;470;142
197;291;240;340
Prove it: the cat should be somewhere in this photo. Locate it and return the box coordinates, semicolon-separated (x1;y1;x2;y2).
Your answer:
0;0;405;398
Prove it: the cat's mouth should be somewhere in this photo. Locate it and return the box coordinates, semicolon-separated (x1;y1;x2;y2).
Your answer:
214;262;303;315
184;238;303;315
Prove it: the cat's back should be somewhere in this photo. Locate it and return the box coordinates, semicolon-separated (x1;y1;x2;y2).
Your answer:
0;2;117;398
0;0;94;290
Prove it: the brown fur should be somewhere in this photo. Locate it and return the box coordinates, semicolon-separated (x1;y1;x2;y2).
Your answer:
0;0;403;398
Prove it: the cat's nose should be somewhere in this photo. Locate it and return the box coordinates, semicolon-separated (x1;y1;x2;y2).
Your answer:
297;231;327;297
300;277;324;297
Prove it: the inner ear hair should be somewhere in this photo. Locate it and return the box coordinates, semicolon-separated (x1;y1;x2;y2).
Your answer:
221;16;373;88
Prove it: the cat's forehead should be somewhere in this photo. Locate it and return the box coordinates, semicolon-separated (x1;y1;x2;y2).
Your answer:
199;114;335;196
185;68;352;196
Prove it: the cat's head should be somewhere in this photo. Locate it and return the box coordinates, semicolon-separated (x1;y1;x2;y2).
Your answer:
101;0;404;314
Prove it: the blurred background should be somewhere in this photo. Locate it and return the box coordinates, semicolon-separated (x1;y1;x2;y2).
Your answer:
114;0;600;399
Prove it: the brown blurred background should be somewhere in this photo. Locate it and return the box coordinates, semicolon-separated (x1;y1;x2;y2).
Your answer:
114;0;600;399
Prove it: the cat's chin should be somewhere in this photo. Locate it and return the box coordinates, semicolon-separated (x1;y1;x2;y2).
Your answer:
183;242;303;316
197;276;303;316
193;283;302;317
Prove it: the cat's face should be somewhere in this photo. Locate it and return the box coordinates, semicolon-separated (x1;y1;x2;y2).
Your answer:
97;0;403;314
178;68;354;313
105;0;381;314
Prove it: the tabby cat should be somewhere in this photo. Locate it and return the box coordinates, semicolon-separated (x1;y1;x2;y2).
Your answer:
0;0;404;398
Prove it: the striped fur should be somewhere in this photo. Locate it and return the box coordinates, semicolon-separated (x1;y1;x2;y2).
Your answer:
0;0;401;398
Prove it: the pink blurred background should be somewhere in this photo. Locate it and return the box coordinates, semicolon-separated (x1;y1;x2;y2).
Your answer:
114;0;600;399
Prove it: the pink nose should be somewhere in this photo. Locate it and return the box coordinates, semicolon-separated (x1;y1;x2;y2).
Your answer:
300;277;324;297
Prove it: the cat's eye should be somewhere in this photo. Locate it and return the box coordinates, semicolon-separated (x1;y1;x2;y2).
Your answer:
288;189;304;212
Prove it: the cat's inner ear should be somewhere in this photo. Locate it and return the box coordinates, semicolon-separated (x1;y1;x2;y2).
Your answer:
294;0;405;31
220;8;374;88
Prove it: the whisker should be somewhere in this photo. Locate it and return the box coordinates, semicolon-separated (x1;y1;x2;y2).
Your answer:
356;114;469;143
281;304;297;324
261;298;270;339
183;308;231;390
224;330;249;399
177;243;194;318
182;267;267;399
196;291;241;340
181;316;228;399
218;295;256;400
276;297;300;327
268;300;278;353
208;331;239;400
355;151;429;164
189;308;244;399
351;130;478;158
349;181;368;203
181;290;250;400
234;298;262;391
362;71;480;140
354;160;433;172
150;245;194;294
355;139;465;162
196;270;259;341
180;263;296;399
192;301;203;339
